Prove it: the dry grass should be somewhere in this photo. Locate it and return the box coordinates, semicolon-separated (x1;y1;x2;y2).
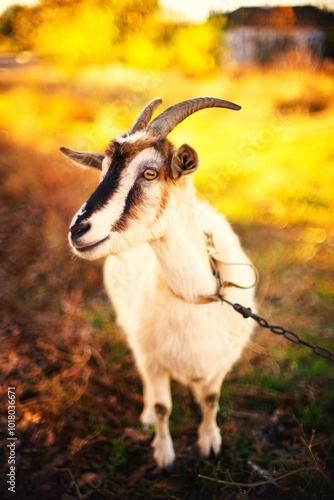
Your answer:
0;62;333;498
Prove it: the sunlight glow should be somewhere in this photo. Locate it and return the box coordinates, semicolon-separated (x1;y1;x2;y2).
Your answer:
159;0;333;22
1;0;333;19
160;0;330;22
1;0;39;13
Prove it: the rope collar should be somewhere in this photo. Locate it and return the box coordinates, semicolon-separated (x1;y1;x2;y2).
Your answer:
168;231;258;305
165;234;334;362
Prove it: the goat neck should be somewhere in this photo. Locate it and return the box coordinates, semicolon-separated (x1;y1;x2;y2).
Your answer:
150;180;217;304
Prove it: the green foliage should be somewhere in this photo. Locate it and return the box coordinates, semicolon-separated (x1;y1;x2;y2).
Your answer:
110;439;130;468
300;399;331;430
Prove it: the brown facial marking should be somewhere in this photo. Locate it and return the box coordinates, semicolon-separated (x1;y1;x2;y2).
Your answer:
110;137;177;232
106;136;179;233
205;393;218;407
122;137;159;161
154;403;168;418
111;183;144;232
155;139;177;182
105;137;157;163
105;142;115;158
153;185;170;223
107;138;158;233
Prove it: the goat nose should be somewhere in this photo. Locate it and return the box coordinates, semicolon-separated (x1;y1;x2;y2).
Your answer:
70;221;91;240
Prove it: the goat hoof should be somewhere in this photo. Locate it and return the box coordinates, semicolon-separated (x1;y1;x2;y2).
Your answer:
153;436;176;469
198;427;222;458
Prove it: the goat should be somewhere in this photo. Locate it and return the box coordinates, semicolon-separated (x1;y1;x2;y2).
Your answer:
61;97;256;469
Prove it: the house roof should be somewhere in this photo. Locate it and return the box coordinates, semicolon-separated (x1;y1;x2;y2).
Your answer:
225;6;334;30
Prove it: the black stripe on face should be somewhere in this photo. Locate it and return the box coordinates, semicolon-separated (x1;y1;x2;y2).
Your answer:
76;146;125;223
112;182;144;232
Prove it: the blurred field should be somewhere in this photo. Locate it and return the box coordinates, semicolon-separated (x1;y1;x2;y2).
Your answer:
0;60;334;498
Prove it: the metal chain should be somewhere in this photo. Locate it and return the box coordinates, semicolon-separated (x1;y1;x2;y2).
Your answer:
218;295;334;362
203;231;333;362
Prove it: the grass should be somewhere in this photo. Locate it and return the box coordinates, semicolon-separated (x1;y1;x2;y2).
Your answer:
0;61;333;499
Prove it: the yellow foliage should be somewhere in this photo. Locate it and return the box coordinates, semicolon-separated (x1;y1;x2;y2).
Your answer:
1;63;333;231
0;0;221;74
120;34;168;70
171;23;219;76
35;2;117;68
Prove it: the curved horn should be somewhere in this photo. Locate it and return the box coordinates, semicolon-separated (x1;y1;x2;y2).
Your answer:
146;97;241;138
128;97;163;134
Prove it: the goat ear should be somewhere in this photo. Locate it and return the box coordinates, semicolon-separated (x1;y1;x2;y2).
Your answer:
60;147;104;170
171;144;199;179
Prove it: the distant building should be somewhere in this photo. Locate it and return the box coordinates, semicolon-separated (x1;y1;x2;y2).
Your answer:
223;6;334;64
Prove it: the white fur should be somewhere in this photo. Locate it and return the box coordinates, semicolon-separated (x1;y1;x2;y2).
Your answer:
68;139;255;468
102;177;255;468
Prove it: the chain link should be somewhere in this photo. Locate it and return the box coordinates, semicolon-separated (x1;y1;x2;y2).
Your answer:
204;231;333;362
218;295;334;362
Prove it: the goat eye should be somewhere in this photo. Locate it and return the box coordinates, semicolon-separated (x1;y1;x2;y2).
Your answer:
143;168;158;180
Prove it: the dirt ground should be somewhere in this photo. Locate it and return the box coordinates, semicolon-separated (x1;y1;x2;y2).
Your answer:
0;110;333;498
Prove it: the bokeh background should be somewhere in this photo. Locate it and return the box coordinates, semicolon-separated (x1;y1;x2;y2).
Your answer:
0;1;333;498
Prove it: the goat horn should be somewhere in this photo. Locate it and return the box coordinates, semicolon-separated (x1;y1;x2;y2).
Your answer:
146;97;241;138
128;97;163;134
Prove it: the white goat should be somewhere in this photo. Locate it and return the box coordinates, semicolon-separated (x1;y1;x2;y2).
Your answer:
61;97;256;469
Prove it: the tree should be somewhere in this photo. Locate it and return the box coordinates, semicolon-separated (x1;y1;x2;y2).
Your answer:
0;5;24;38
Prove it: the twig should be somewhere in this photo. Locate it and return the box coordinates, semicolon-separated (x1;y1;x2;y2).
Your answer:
293;421;334;490
91;347;106;373
69;429;101;455
199;466;316;488
37;341;92;363
55;467;83;500
63;367;91;409
300;435;334;489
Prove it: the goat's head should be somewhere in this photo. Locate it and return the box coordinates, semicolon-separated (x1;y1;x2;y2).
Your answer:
61;97;241;260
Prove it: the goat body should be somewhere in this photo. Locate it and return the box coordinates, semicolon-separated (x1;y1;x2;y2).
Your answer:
61;97;256;468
